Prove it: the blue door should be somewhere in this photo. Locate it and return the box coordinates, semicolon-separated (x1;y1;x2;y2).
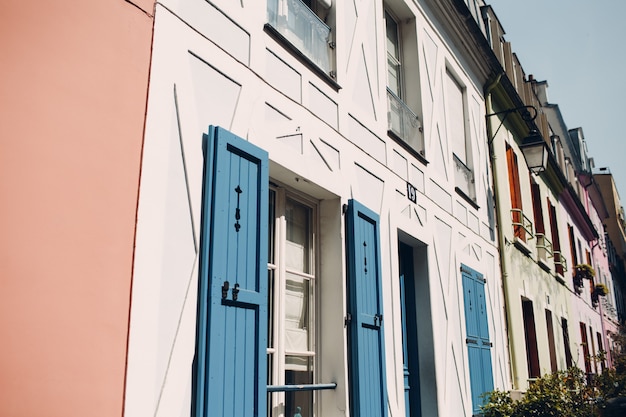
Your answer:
346;200;388;417
193;126;269;417
461;264;494;415
399;242;421;417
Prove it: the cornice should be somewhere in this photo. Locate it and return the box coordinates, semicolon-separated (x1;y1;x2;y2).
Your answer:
421;0;501;83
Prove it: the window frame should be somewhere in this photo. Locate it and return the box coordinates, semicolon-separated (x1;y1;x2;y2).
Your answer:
383;4;424;159
267;185;320;417
385;9;403;99
446;68;478;204
445;69;469;165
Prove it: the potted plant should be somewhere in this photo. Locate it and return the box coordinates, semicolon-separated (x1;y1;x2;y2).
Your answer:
574;264;594;295
574;264;595;280
595;283;609;297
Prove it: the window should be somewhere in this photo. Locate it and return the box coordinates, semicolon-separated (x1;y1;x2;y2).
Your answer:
446;71;476;202
268;188;318;417
580;322;592;375
545;309;558;373
384;7;423;155
568;225;578;268
531;178;552;263
522;299;540;379
507;146;532;241
562;318;573;368
386;10;402;99
548;199;565;276
590;326;597;374
266;0;335;78
447;71;467;164
597;332;606;371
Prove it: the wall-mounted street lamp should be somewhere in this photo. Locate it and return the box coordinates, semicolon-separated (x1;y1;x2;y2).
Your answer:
519;130;549;174
486;105;549;174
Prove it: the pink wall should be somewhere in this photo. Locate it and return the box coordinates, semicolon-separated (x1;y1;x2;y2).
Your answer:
0;1;153;415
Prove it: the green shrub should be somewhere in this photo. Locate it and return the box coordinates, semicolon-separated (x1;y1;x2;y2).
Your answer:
481;327;626;417
481;368;596;417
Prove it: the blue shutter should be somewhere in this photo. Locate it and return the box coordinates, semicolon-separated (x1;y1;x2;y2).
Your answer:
461;264;493;415
194;126;269;417
346;200;388;417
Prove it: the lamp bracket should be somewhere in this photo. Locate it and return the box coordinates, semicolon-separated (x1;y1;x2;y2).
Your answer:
486;105;537;144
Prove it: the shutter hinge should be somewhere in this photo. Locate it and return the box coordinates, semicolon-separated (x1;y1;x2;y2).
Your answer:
344;313;352;327
342;204;348;215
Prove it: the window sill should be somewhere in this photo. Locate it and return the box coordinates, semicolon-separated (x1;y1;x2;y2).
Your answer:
537;257;552;273
455;187;479;210
554;273;566;285
513;237;532;257
388;130;428;166
264;23;341;91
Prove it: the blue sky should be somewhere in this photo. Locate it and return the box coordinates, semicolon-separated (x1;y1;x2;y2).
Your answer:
487;0;626;205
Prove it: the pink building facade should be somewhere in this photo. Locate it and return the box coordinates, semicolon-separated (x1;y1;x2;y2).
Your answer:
0;1;154;415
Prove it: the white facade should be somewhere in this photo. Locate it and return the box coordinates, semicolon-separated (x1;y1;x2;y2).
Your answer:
124;1;507;416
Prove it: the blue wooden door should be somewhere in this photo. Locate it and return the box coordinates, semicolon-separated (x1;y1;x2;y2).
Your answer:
194;126;269;417
399;243;421;417
346;200;388;417
461;264;494;415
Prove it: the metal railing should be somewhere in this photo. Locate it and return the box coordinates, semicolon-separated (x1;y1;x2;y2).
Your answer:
453;153;476;201
267;0;332;74
267;383;337;392
387;88;424;155
553;250;568;273
511;208;534;240
535;233;553;259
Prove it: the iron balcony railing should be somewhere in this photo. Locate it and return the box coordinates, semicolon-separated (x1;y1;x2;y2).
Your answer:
553;250;568;273
386;88;424;155
453;153;476;201
510;208;534;241
267;0;332;74
535;233;554;259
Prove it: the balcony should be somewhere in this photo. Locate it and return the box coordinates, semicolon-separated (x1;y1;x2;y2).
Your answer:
267;0;332;75
535;232;553;257
387;88;424;156
553;250;568;278
510;208;533;242
453;153;476;203
535;233;553;271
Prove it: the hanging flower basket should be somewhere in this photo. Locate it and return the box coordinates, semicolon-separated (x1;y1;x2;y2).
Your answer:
574;264;595;280
594;283;609;297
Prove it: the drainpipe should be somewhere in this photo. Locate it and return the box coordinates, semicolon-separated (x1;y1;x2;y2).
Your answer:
484;81;519;392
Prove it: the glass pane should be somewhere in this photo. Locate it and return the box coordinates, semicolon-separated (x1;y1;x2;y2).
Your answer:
385;11;402;97
387;57;401;97
285;198;311;273
285;272;310;352
285;356;313;417
445;71;466;162
385;11;400;60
